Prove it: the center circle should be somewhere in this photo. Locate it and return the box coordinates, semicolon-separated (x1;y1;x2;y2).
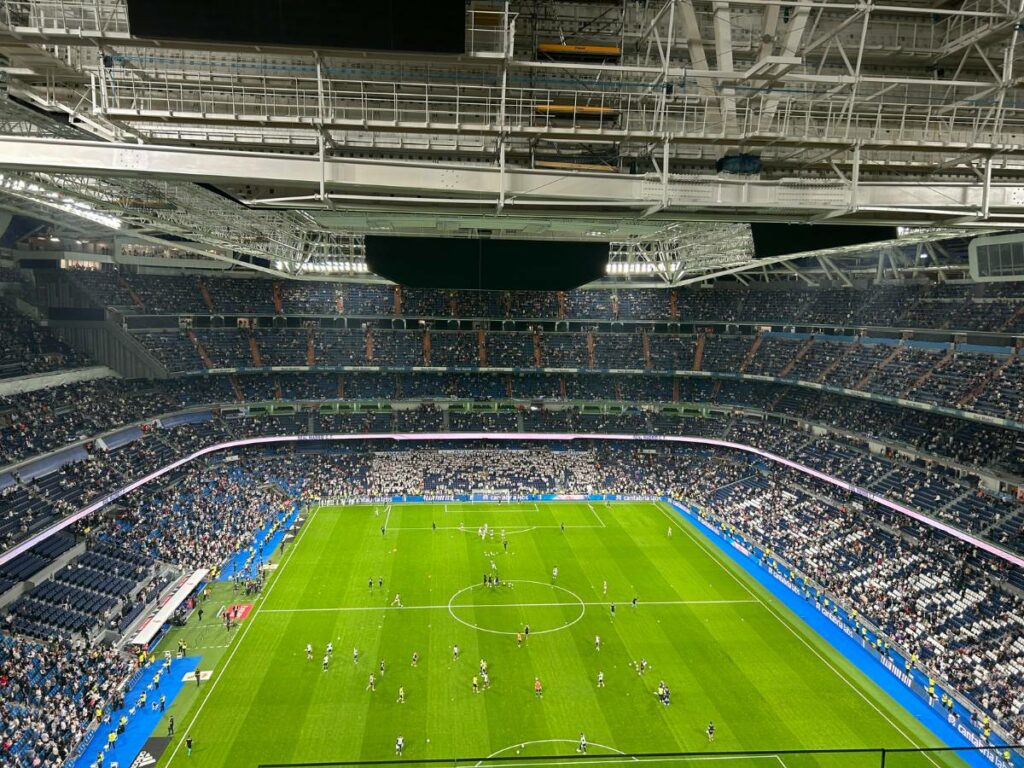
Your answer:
447;579;586;636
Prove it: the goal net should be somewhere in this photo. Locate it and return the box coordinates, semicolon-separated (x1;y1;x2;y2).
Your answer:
470;488;512;501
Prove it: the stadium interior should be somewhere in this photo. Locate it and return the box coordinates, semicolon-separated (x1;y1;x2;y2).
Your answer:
0;1;1023;767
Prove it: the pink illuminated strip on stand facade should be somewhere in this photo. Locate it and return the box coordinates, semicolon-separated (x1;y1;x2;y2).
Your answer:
2;432;1021;569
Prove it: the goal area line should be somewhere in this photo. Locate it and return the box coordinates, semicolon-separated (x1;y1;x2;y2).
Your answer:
442;503;542;514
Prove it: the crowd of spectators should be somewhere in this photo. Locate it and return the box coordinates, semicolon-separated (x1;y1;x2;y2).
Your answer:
67;267;1024;331
94;460;298;572
121;323;1024;424
0;377;224;465
0;308;88;381
0;635;134;767
1;372;1022;558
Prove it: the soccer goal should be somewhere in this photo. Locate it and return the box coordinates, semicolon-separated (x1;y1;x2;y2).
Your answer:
470;489;513;502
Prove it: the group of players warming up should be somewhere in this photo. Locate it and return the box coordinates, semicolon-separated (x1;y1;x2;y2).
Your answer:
294;515;721;758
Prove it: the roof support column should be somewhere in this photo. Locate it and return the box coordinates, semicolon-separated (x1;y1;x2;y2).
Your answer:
675;0;715;102
835;1;874;140
497;1;513;214
712;2;737;129
756;1;815;132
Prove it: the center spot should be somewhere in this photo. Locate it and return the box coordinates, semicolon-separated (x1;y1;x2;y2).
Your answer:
447;579;586;636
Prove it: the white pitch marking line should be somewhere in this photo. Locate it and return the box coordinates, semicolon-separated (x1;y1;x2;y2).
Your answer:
382;503;392;531
259;598;757;614
433;505;545;515
481;758;784;768
447;580;587;636
588;503;607;528
477;741;774;768
388;524;602;532
656;503;943;768
162;506;321;767
476;737;626;768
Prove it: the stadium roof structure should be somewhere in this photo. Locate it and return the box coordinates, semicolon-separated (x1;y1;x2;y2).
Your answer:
0;0;1020;285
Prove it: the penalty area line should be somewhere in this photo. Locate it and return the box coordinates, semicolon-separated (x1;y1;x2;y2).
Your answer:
471;756;783;768
388;523;604;532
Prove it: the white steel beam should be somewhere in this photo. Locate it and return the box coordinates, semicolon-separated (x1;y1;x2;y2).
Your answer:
757;3;781;61
676;0;716;100
756;1;814;132
711;2;737;128
1;138;1024;226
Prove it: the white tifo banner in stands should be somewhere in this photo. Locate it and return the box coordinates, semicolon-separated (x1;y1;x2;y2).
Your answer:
130;568;208;647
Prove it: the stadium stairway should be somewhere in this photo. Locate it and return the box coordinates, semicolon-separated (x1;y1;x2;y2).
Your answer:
248;330;263;368
816;341;856;383
779;337;815;378
739;332;764;373
857;344;903;390
1001;304;1024;333
229;374;245;401
907;346;955;395
958;349;1018;408
197;278;215;312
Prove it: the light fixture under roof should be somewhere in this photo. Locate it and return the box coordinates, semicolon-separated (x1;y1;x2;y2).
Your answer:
0;174;123;230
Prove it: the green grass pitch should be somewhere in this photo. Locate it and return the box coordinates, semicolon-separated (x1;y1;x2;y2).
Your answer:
155;501;960;768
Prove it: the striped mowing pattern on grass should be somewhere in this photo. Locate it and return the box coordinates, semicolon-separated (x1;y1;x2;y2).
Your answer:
154;501;960;768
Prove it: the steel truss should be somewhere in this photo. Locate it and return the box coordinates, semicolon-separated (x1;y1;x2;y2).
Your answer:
0;0;1021;281
1;0;1018;170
